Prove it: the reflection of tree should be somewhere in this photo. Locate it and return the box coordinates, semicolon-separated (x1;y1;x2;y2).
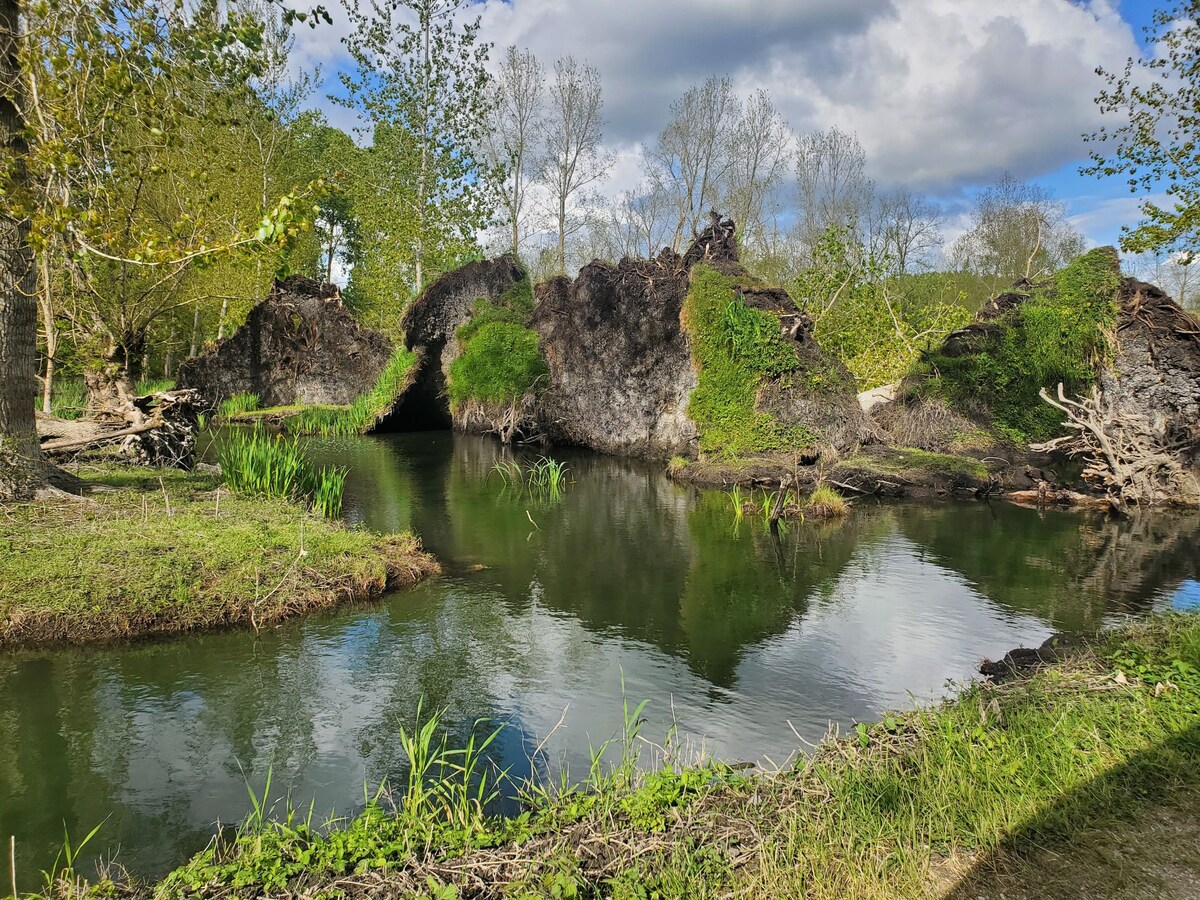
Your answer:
896;504;1200;631
678;495;888;686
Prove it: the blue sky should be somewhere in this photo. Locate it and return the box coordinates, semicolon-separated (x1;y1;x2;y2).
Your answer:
290;0;1174;254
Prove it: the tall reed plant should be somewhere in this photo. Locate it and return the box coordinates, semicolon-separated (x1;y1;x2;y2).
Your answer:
219;427;347;518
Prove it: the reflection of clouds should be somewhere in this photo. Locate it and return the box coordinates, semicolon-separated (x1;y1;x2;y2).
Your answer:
8;435;1200;885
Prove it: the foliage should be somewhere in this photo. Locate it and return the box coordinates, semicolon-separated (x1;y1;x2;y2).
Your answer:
217;392;262;420
913;248;1122;443
218;427;347;517
455;277;536;344
792;226;971;389
286;348;419;436
0;467;433;648
1084;1;1200;255
336;0;499;311
447;322;548;409
683;266;813;457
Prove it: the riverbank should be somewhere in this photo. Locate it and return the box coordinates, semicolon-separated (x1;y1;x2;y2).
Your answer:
0;466;439;650
45;612;1199;899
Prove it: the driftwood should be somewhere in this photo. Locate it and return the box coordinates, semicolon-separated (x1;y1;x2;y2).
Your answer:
36;389;203;469
1033;382;1198;506
1005;483;1113;511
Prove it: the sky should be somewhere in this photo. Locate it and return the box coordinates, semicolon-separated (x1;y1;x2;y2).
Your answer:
287;0;1167;254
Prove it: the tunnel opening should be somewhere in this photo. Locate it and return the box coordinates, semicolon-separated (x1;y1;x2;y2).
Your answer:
373;344;453;433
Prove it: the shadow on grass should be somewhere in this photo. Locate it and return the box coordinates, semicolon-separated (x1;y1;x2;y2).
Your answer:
943;721;1200;900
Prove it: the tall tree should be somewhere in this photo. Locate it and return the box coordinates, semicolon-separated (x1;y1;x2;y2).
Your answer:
481;46;544;259
948;174;1083;283
339;0;497;297
646;76;739;251
868;189;943;275
1084;0;1200;255
540;55;610;276
722;89;792;252
0;0;41;499
794;126;872;258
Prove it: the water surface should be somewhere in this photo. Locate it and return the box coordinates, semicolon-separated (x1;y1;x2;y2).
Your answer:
2;432;1197;885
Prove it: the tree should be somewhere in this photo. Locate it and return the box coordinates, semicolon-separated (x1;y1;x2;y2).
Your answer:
0;0;42;499
646;76;738;252
481;46;544;259
1084;1;1200;255
794;126;872;258
540;55;611;276
868;189;943;275
948;174;1084;283
339;0;497;297
722;89;792;253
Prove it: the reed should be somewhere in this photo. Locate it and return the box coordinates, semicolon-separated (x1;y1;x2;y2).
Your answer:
217;392;261;420
218;427;347;517
490;457;570;501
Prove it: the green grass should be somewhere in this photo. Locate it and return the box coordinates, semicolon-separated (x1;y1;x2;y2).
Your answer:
45;613;1200;899
0;467;437;649
913;248;1123;443
447;321;548;410
490;456;570;501
216;391;261;419
806;485;848;517
218;427;347;517
682;266;815;457
284;347;419;436
842;446;990;481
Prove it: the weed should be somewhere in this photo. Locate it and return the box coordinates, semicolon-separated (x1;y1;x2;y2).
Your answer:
489;457;570;502
806;485;848;518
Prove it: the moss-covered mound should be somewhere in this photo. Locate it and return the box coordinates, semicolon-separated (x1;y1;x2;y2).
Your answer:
908;247;1122;445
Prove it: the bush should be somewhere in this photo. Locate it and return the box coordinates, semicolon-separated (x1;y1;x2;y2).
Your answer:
448;321;548;408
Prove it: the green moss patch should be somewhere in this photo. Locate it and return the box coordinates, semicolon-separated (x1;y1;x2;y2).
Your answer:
683;266;815;457
913;248;1122;443
0;467;437;649
842;447;990;481
448;321;548;410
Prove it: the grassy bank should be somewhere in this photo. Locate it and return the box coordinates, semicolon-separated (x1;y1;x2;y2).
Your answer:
0;467;438;649
43;613;1200;898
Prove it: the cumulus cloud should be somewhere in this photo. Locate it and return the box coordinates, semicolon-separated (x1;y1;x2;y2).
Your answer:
290;0;1141;201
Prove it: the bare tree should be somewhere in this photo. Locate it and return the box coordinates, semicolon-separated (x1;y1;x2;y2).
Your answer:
722;89;792;252
645;76;739;251
482;46;544;258
540;55;611;276
794;126;872;256
949;173;1084;282
582;183;674;262
868;189;943;274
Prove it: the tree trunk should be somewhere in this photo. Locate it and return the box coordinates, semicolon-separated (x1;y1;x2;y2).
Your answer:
0;0;44;500
217;296;229;340
84;331;143;416
189;306;201;357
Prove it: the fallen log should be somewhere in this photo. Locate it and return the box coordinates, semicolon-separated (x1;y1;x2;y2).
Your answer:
36;389;203;469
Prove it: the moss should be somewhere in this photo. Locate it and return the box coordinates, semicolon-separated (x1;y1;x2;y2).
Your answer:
447;321;548;409
0;466;438;649
913;248;1122;443
682;266;815;457
844;447;990;481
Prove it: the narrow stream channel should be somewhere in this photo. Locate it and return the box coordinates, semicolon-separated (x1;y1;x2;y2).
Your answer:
2;431;1197;886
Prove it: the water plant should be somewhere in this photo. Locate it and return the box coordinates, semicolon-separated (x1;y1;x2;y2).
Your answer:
218;427;347;517
489;457;570;501
217;391;261;419
806;485;848;518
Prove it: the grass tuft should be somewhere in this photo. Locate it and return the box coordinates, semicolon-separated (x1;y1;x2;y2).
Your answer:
805;485;848;517
218;427;347;517
216;391;260;419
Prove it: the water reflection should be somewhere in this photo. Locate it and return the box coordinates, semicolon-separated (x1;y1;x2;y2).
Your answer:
1;431;1196;886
